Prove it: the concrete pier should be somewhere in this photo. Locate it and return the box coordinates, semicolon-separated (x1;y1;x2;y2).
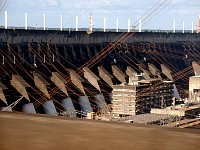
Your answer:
42;100;58;116
22;103;36;114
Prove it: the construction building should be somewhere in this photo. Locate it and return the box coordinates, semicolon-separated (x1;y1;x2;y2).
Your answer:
188;61;200;102
111;64;174;116
112;79;174;116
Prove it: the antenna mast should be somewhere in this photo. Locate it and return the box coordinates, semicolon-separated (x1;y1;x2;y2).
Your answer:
87;13;94;34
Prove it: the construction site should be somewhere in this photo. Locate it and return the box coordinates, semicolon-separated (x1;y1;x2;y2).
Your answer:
1;27;200;128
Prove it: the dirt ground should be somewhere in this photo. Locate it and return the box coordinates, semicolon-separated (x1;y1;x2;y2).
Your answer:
0;112;200;150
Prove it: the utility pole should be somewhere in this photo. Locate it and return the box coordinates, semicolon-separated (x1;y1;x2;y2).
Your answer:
5;10;7;29
139;19;142;32
173;20;176;33
87;13;93;34
192;22;194;33
198;14;200;33
128;19;131;32
103;17;106;32
76;16;78;31
60;15;63;31
116;17;119;32
43;14;46;30
25;12;28;30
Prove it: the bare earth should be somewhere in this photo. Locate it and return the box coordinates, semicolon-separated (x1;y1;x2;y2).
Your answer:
0;112;200;150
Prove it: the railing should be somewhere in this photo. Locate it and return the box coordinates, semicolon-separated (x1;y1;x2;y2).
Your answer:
0;26;198;33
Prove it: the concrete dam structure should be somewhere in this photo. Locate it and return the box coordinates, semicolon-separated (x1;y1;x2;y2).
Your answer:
0;28;200;116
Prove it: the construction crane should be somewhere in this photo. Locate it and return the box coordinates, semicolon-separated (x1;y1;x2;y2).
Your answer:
198;14;200;33
0;0;8;12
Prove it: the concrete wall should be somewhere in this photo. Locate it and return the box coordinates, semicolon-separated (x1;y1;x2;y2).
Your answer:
1;29;200;44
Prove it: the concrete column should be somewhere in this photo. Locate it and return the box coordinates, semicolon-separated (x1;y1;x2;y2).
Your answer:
60;15;63;31
61;97;76;117
116;17;119;32
78;96;92;113
22;103;36;114
139;19;142;32
104;17;106;32
25;12;28;30
128;19;131;32
76;16;78;31
5;11;7;29
43;14;46;30
42;100;58;116
94;93;107;109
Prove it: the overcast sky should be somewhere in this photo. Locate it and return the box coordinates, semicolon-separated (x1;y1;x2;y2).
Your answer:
0;0;200;30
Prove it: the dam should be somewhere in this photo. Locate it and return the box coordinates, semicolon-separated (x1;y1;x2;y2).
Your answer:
0;28;199;118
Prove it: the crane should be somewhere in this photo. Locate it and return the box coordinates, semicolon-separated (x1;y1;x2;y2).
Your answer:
198;14;200;33
0;0;8;12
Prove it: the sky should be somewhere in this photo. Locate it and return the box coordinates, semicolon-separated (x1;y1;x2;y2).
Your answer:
0;0;200;30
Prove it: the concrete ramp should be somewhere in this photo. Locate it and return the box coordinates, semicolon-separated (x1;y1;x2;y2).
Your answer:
50;72;68;96
10;75;30;101
161;64;173;81
69;69;85;95
33;72;50;99
0;81;7;104
112;65;127;83
83;67;101;92
98;66;113;88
